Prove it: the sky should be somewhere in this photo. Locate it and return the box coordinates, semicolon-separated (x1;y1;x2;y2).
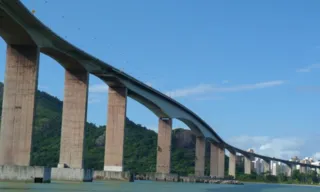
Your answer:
0;0;319;161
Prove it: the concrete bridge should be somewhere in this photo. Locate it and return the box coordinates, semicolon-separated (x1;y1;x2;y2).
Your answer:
0;0;318;182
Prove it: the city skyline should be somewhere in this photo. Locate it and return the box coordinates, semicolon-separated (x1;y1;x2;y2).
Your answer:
0;0;318;161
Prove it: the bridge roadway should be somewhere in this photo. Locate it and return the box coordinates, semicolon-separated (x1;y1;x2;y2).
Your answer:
0;0;318;182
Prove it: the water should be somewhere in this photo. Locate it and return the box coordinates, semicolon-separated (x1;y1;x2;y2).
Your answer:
0;181;319;192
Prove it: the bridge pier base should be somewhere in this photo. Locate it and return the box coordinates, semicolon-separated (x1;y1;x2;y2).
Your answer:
51;168;93;182
195;136;205;177
104;86;127;172
0;165;51;183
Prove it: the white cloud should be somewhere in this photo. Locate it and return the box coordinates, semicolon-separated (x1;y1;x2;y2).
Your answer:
296;64;320;73
165;80;285;98
165;84;213;98
89;84;108;93
194;96;224;101
228;135;304;159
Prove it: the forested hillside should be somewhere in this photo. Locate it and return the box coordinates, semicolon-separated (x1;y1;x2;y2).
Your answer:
0;82;229;175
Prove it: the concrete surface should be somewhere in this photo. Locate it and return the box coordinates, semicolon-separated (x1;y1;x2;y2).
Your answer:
104;86;127;172
156;118;172;174
51;168;93;182
0;45;39;166
0;165;51;183
59;69;89;169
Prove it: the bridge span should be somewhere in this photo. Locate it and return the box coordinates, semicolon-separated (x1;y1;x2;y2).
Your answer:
0;0;318;182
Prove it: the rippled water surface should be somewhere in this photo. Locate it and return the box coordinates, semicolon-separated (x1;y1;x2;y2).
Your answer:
0;181;319;192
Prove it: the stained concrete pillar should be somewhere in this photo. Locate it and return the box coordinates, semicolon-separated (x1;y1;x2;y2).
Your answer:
104;86;127;172
244;156;252;174
210;144;218;177
218;147;225;177
58;69;89;169
228;151;236;178
156;117;172;174
195;136;205;176
0;45;39;166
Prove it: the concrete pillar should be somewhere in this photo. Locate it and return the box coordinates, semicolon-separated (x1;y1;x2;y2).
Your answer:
104;86;127;172
195;136;205;176
210;144;218;177
58;69;89;169
0;45;39;166
287;165;292;177
228;151;236;178
300;165;306;173
263;160;271;174
218;147;225;178
156;117;172;174
244;156;252;174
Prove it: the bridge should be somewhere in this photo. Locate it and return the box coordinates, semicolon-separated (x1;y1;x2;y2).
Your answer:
0;0;318;182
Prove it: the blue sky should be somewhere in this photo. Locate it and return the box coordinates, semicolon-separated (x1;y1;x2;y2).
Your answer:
0;0;320;160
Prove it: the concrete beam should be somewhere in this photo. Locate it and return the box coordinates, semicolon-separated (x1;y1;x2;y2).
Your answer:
228;151;236;178
244;156;252;174
195;136;205;176
156;118;172;174
104;86;127;172
58;69;89;169
0;45;39;166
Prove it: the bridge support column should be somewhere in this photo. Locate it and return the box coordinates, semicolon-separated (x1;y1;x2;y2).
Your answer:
156;118;172;174
195;136;205;177
228;151;236;178
263;160;271;174
104;86;127;172
300;165;306;173
0;45;39;166
286;165;292;177
210;144;225;178
58;69;89;169
244;156;252;174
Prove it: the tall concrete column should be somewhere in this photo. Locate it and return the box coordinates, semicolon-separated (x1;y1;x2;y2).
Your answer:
0;45;39;166
263;160;271;174
195;136;205;176
300;165;306;173
58;69;89;169
104;86;127;172
156;117;172;174
228;151;236;178
244;156;252;174
218;147;225;177
286;165;292;177
210;143;219;177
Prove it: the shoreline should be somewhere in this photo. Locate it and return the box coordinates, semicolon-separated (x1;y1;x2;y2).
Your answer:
241;181;320;187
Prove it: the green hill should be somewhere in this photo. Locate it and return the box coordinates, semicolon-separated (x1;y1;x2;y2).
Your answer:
0;82;229;175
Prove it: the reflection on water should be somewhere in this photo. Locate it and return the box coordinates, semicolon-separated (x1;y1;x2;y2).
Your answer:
0;181;319;192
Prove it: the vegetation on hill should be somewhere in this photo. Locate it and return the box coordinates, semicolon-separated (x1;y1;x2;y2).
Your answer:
237;170;319;185
0;82;228;175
